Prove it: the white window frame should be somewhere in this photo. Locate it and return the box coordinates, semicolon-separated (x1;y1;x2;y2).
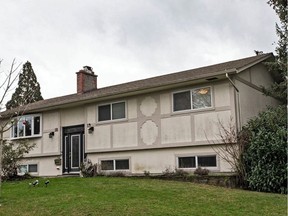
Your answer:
172;86;213;113
11;114;42;139
177;154;218;170
97;101;127;122
18;164;38;175
99;158;130;171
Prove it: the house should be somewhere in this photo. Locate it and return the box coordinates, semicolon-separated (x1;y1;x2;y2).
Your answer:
0;53;279;176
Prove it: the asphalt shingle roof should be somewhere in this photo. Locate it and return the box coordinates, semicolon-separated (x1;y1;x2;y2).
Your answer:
1;53;273;115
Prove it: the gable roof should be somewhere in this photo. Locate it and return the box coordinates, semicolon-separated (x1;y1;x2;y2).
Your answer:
1;53;273;115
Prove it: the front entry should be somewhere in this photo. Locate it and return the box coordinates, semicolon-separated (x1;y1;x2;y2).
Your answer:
62;125;85;173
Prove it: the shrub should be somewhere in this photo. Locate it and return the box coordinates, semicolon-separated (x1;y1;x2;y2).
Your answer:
2;139;35;180
194;167;210;176
161;168;189;178
144;170;150;176
242;106;287;194
162;168;175;177
80;159;97;177
174;169;189;177
106;172;126;177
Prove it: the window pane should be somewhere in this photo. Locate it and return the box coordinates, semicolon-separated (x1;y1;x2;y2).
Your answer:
198;155;217;167
192;87;211;109
28;164;38;172
13;122;18;138
18;118;24;137
112;102;125;120
98;104;111;121
11;115;41;138
71;136;80;168
178;157;196;168
19;165;28;173
101;160;114;170
65;136;69;169
34;116;41;135
115;159;129;170
25;116;32;136
173;91;191;111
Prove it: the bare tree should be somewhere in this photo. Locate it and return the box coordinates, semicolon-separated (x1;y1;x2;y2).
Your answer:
208;118;248;187
0;59;21;206
0;59;38;206
0;59;21;132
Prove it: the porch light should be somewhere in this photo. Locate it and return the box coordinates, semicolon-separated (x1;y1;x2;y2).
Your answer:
49;132;54;138
87;123;94;134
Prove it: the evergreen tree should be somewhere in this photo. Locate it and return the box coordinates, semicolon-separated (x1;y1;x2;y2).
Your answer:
263;0;287;104
5;61;43;109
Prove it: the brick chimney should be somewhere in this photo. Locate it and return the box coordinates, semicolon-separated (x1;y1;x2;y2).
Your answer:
76;66;97;94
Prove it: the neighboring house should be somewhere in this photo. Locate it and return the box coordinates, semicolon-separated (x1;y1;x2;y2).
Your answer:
0;53;278;176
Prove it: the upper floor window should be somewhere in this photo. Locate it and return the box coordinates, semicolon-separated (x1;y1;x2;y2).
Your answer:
11;114;42;139
98;101;126;122
173;87;212;112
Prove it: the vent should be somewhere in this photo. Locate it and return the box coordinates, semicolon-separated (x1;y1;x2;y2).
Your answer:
206;77;218;81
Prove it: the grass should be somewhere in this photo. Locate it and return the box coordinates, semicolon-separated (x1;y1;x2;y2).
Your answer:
0;176;286;216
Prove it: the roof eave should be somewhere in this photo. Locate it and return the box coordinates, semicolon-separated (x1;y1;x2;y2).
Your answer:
236;53;273;73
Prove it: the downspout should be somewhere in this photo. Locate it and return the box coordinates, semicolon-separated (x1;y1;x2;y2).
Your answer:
226;73;239;92
226;73;242;132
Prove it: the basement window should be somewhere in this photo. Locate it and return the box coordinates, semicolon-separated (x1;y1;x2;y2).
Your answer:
101;159;129;171
11;114;42;139
178;156;196;168
178;155;217;169
98;102;126;122
19;164;38;174
173;87;212;112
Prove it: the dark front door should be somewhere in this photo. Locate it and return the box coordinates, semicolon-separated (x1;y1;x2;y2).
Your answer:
62;125;85;173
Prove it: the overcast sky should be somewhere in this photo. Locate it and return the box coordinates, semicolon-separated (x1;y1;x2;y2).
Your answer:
0;0;279;101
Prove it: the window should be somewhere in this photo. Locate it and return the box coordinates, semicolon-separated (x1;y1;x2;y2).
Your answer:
173;91;191;111
198;155;217;167
11;114;42;138
178;155;217;169
98;102;125;122
101;159;129;171
179;156;196;168
115;159;129;170
173;87;212;112
19;164;38;174
192;87;212;109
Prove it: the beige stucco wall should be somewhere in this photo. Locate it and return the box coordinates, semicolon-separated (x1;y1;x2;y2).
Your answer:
24;111;61;157
112;122;138;148
87;145;232;174
161;116;192;144
8;80;237;176
19;156;62;176
84;81;235;152
235;64;279;126
61;107;85;127
42;112;60;154
194;110;232;142
22;144;232;176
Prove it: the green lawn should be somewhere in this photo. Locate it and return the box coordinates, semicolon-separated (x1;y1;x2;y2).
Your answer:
0;177;286;216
